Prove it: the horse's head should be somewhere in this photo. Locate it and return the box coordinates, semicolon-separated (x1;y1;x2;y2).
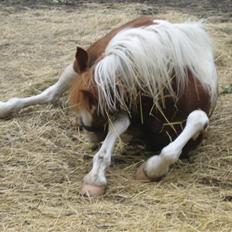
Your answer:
70;47;107;143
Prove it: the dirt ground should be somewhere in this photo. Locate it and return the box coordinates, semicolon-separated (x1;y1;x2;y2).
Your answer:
0;1;232;231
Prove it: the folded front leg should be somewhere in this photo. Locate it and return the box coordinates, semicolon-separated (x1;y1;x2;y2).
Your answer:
135;110;209;182
81;112;130;197
0;64;77;118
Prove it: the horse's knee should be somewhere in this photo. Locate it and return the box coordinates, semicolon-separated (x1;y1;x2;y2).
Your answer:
187;110;209;130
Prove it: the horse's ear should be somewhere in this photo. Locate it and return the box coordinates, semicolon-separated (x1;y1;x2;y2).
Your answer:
75;46;88;73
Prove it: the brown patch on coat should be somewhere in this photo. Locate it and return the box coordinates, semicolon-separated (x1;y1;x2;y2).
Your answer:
69;69;98;113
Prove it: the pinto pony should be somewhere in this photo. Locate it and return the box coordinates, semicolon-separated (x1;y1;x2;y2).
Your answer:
0;17;218;197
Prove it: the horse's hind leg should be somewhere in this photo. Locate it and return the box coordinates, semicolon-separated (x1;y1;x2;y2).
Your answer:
0;64;77;118
135;110;209;182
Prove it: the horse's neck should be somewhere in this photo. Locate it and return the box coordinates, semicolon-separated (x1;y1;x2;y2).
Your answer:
86;16;155;67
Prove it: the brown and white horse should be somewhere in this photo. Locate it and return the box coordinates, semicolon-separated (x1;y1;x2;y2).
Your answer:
0;16;218;197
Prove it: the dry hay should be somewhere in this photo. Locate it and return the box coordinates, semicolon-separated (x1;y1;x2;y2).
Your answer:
0;2;232;232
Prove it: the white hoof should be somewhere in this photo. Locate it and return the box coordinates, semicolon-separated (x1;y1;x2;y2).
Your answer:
135;163;166;182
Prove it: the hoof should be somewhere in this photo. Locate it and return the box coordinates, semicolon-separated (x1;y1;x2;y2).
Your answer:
80;183;106;197
134;163;163;182
134;164;152;182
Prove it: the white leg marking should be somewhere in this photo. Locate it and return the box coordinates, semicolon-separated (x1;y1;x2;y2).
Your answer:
84;112;130;186
0;64;77;118
144;110;209;178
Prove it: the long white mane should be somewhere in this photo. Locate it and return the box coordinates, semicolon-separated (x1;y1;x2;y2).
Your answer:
94;20;218;115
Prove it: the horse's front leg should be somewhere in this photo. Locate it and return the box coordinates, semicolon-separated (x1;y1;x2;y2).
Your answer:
0;63;77;118
135;110;209;181
81;112;130;197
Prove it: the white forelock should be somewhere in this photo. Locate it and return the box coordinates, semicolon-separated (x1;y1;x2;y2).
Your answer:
94;20;218;115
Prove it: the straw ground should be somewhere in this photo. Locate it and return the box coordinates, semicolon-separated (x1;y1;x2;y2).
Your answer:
0;1;232;231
